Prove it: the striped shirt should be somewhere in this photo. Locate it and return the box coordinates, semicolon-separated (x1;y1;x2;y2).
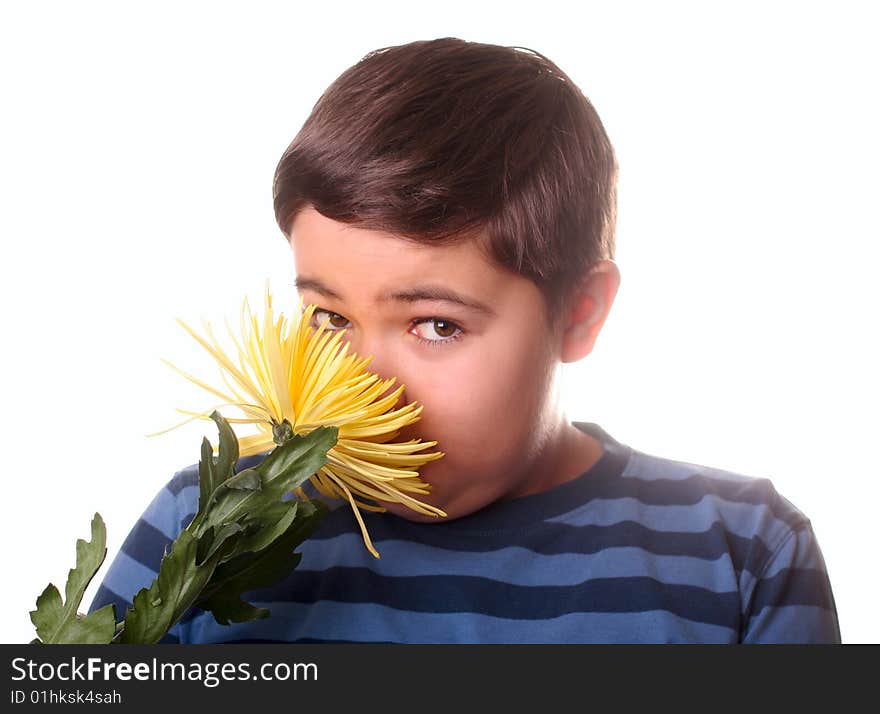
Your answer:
89;422;841;643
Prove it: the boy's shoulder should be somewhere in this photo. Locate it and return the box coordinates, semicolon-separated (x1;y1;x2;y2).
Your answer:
576;422;814;574
583;422;806;510
622;438;810;534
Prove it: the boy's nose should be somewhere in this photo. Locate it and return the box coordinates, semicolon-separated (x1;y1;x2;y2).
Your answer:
371;364;409;411
344;335;408;410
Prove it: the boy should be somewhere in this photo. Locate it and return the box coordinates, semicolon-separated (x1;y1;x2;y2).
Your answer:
91;38;840;643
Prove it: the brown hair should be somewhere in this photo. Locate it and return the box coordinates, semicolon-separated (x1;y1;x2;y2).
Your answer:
273;37;617;324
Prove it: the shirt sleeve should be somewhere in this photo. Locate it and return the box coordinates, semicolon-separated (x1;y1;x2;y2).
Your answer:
741;524;841;643
88;467;199;643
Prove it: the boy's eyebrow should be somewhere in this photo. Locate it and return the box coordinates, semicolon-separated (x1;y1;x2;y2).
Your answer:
294;276;343;300
294;276;496;316
383;286;497;317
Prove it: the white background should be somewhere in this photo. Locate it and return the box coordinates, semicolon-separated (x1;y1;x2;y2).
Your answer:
1;1;877;643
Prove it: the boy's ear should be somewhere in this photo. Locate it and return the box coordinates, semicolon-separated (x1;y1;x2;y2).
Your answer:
559;260;621;363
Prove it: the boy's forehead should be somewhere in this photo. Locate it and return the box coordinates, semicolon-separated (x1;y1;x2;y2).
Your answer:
288;206;520;308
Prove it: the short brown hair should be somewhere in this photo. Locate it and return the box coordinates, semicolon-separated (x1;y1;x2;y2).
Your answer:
273;37;617;323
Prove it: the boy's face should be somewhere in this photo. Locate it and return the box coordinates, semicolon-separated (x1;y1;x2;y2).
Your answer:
289;206;593;521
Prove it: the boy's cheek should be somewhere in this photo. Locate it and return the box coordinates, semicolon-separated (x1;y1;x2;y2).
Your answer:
415;396;527;465
413;348;541;428
411;372;505;431
401;331;553;452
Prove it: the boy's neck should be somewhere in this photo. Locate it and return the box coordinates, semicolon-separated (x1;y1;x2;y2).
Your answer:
506;416;605;501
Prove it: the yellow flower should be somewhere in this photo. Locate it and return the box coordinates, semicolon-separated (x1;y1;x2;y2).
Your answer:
152;282;446;557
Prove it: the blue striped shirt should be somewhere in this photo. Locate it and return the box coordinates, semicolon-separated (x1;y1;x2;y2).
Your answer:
89;422;840;643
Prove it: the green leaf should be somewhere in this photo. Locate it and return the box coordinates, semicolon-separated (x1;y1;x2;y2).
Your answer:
199;597;270;625
201;426;336;531
119;526;241;644
29;514;116;644
259;426;338;493
224;468;261;491
211;410;239;485
194;522;246;566
195;413;239;520
197;437;217;516
196;523;246;565
197;500;326;625
234;502;300;555
118;578;166;644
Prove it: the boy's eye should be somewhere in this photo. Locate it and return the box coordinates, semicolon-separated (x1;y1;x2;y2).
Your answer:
412;318;462;343
310;309;350;330
308;308;463;346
